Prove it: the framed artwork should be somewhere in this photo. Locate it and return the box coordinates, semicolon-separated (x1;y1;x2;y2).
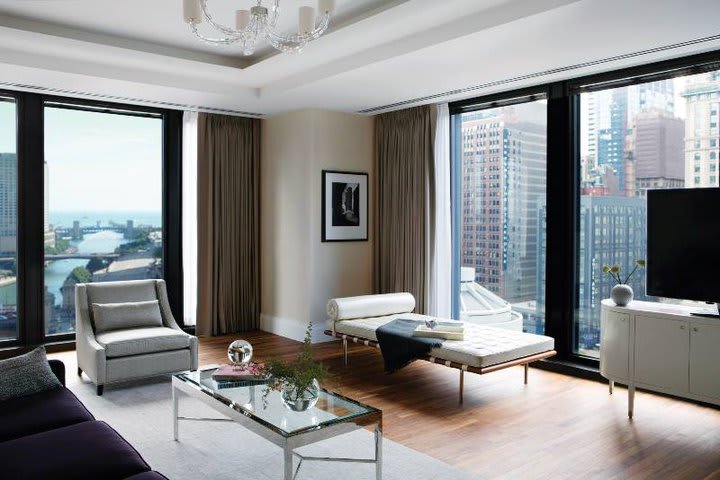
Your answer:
321;170;369;242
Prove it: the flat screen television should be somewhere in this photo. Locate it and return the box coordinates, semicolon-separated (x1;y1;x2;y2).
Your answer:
647;188;720;310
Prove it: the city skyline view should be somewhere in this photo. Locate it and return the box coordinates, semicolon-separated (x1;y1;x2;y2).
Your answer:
0;101;164;340
458;69;720;358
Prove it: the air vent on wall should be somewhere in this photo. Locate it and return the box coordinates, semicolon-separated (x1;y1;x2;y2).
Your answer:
358;33;720;115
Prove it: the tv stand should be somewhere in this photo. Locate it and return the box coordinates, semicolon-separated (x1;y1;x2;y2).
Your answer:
600;300;720;418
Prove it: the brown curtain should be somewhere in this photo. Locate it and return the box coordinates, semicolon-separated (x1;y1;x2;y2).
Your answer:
374;105;435;314
196;113;261;336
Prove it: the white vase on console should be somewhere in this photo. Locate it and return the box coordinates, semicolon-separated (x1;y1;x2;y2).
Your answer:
611;284;634;307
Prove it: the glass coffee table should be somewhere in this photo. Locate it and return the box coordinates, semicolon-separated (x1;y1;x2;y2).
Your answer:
172;367;383;480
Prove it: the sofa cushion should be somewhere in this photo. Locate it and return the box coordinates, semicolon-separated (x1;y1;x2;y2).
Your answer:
92;300;163;333
0;346;62;401
0;421;151;480
96;327;191;358
0;386;94;442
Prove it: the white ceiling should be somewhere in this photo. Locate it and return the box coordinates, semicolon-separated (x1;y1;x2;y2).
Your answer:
0;0;719;116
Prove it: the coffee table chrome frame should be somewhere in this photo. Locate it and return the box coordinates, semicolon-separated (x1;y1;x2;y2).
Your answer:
172;371;383;480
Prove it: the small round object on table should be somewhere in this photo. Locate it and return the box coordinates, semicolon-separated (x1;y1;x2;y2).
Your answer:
227;340;253;365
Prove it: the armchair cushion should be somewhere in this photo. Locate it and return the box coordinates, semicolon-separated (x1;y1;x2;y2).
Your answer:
95;327;192;358
0;346;62;401
92;300;163;333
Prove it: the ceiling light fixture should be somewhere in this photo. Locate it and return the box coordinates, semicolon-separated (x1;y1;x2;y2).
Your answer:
182;0;335;55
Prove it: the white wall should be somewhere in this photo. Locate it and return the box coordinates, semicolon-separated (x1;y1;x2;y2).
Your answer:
261;110;374;342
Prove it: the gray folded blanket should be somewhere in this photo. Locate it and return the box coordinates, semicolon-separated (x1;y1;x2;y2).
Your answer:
375;318;444;372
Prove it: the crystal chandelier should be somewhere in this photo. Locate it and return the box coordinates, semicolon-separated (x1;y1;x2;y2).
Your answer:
182;0;335;55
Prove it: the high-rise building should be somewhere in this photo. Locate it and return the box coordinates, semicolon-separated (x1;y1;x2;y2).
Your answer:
460;104;546;311
44;161;55;248
587;79;675;191
681;72;720;188
0;153;17;255
632;110;685;196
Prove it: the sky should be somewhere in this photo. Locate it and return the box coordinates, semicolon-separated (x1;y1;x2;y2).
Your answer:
0;99;162;213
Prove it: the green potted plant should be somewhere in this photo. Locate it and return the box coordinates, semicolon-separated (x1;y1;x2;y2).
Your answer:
603;259;645;306
262;323;328;412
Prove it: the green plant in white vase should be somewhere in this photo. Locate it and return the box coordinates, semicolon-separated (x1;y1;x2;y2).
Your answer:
261;323;328;412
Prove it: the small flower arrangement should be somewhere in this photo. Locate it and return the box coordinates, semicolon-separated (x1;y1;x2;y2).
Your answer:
260;322;328;408
602;259;646;285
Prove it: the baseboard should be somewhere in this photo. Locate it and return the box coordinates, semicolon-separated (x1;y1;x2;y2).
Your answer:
259;314;335;344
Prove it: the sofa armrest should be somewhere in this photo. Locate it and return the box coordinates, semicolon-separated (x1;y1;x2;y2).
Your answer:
48;359;65;386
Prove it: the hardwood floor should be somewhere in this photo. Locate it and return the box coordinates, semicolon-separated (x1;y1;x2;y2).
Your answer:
199;331;720;480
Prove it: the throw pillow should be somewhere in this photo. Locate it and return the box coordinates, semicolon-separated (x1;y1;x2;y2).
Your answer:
0;346;62;401
92;300;163;333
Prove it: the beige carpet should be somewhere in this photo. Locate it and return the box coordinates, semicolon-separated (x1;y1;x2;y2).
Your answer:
65;369;479;480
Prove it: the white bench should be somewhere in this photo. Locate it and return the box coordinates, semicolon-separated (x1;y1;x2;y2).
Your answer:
326;293;556;403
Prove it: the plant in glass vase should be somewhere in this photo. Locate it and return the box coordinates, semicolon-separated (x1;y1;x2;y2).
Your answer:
261;322;328;412
603;259;645;307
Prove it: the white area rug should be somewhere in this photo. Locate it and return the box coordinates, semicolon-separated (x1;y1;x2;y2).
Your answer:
67;374;478;480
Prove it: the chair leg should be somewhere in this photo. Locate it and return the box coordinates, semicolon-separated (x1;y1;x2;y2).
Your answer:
77;367;82;377
524;363;529;385
459;369;464;405
96;385;104;396
342;338;348;366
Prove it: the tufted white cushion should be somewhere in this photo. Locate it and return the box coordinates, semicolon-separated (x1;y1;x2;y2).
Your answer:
332;314;555;368
327;293;416;321
92;300;163;334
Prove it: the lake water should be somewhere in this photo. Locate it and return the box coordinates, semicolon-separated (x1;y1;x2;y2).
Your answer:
49;211;161;229
45;230;128;305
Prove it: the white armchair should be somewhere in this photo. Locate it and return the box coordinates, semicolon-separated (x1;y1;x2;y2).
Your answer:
75;279;198;395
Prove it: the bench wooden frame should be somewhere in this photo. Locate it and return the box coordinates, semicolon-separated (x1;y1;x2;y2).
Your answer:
324;329;557;404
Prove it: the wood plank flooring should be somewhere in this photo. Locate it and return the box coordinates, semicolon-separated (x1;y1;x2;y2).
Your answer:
52;330;720;479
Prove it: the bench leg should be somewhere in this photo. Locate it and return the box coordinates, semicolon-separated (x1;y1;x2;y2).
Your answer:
459;369;464;405
524;363;529;385
342;337;348;366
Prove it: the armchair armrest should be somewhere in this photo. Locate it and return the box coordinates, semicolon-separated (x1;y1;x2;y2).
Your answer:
75;284;107;385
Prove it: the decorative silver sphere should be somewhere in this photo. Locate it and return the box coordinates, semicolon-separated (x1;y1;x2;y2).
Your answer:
227;340;253;365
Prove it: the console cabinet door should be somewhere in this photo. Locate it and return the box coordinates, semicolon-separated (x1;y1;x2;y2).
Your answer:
689;322;720;400
600;310;630;380
634;316;689;391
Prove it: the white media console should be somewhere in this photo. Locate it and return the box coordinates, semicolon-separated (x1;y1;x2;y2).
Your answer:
600;299;720;418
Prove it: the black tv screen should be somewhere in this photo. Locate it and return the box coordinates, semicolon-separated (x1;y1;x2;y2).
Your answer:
647;188;720;303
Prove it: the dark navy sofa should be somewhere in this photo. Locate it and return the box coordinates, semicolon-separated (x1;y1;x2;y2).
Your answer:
0;360;167;480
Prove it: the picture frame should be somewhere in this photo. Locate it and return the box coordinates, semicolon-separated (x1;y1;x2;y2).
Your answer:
321;170;369;242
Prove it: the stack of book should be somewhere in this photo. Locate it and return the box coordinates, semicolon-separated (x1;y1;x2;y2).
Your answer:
211;363;270;389
413;322;465;340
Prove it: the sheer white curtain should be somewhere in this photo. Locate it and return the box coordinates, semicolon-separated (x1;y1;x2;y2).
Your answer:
429;103;452;318
182;111;198;326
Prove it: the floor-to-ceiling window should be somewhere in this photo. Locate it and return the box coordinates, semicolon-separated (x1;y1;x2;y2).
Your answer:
450;51;720;368
452;98;547;334
576;70;720;358
43;105;164;336
0;97;18;342
0;91;182;353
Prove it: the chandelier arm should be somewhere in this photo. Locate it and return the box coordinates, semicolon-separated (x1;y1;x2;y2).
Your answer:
264;13;330;49
200;0;257;37
268;0;280;28
190;22;243;46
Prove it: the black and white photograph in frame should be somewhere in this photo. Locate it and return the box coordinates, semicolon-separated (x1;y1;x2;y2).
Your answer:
322;170;368;242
